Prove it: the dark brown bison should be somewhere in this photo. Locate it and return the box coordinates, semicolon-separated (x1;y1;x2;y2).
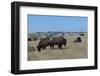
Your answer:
37;37;67;51
28;37;32;41
73;37;82;43
49;37;67;49
37;38;50;52
80;33;85;36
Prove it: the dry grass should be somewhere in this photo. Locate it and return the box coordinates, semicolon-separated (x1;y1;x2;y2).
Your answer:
28;34;88;61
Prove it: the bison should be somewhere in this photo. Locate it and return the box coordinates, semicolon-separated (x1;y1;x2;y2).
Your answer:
28;37;32;41
80;33;85;36
37;37;67;52
73;37;82;43
49;37;67;49
37;38;50;52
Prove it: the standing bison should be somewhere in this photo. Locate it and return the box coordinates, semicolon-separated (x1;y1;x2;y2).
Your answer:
37;37;67;52
49;37;67;49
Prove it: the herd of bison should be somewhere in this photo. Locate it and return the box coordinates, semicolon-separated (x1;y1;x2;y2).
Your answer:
28;33;84;52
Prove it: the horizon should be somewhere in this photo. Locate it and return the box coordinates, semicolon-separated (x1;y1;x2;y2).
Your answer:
28;32;87;34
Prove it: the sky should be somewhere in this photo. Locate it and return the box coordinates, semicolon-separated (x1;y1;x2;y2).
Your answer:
28;15;88;33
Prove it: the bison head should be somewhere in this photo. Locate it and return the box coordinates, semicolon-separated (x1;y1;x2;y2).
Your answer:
37;46;41;52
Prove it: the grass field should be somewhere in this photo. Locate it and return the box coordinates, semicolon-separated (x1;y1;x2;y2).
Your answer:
28;33;88;61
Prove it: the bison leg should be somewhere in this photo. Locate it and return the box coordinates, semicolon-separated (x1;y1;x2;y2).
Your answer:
52;45;54;48
58;44;62;49
50;43;54;49
50;45;54;49
63;43;66;46
43;46;46;49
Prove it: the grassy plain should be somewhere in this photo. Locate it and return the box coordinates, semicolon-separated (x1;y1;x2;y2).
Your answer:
28;33;88;61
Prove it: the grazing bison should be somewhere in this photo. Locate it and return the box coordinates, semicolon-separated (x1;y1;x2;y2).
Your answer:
73;37;82;43
37;37;67;51
37;38;50;52
49;37;67;49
